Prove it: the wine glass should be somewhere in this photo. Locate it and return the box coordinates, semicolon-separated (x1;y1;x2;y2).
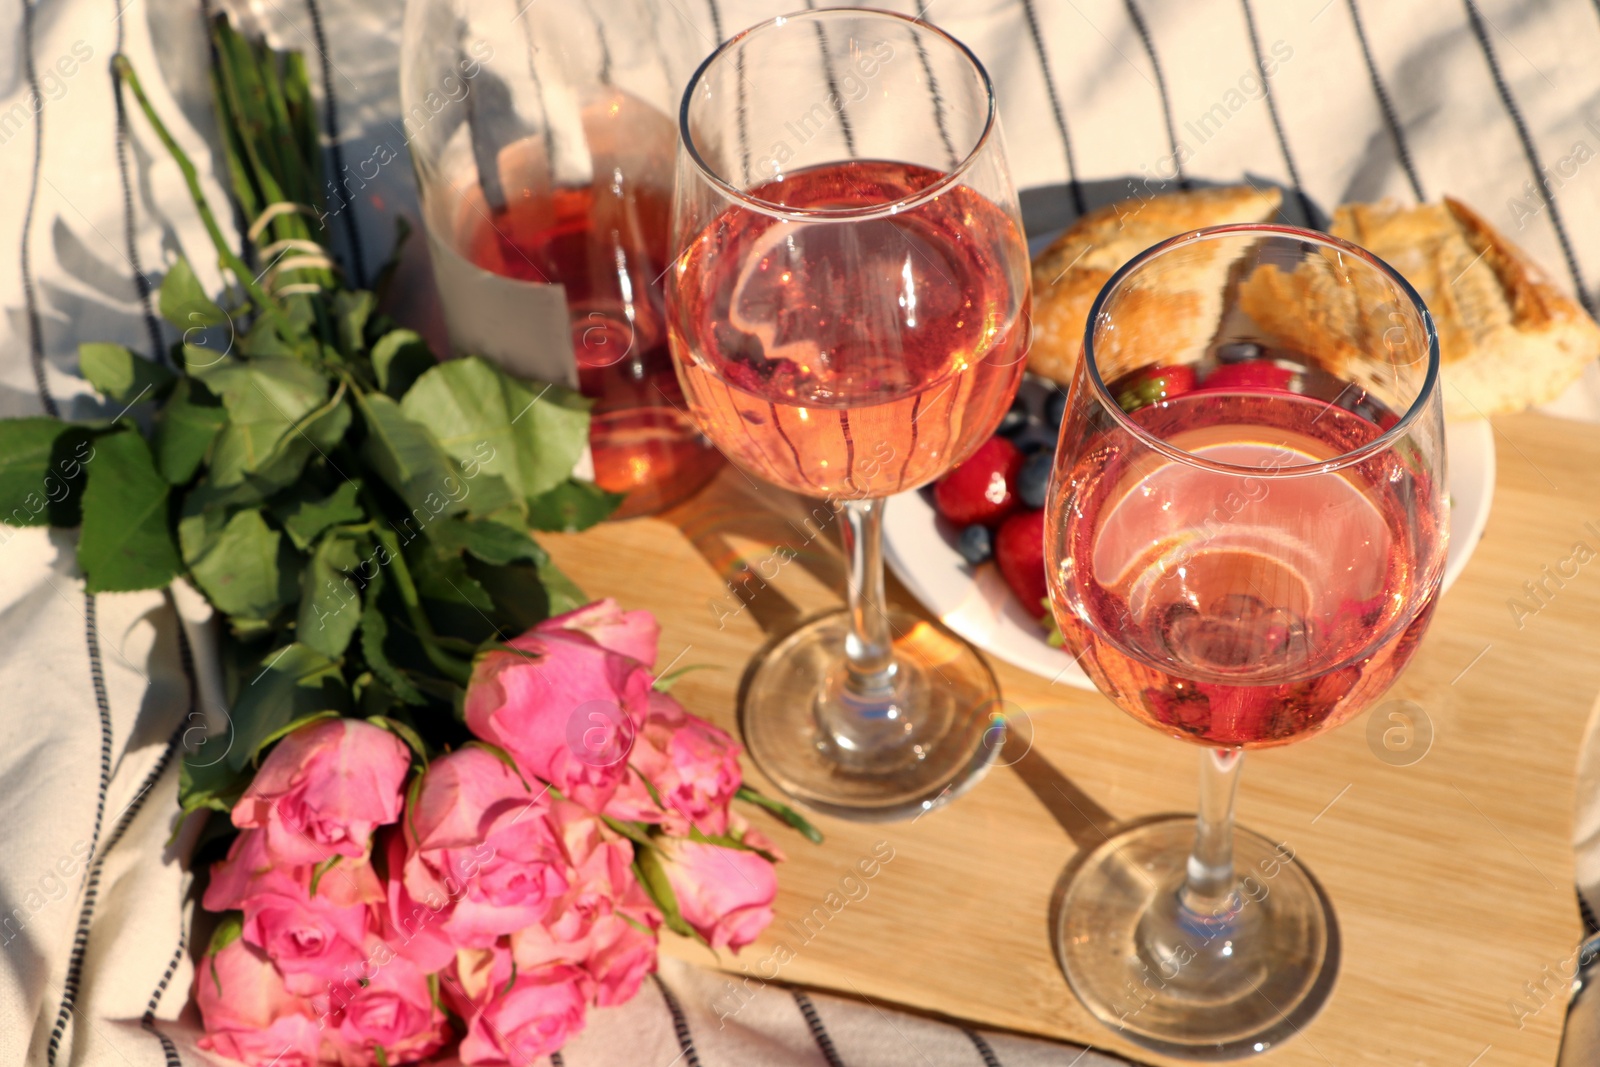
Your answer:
664;9;1030;820
401;0;722;517
1044;225;1446;1056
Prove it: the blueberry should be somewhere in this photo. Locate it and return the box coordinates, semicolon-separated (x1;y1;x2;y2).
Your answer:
1017;450;1053;509
1216;341;1263;364
956;524;993;566
1010;423;1057;456
996;399;1029;437
1044;389;1068;430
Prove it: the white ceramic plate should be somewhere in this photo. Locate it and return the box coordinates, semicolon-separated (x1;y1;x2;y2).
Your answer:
884;418;1495;691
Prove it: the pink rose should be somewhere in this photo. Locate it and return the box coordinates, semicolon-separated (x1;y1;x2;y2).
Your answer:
231;718;410;865
543;598;660;667
377;829;456;974
510;809;660;1005
315;942;452;1066
204;830;384;996
729;814;787;865
582;907;660;1006
445;947;590;1065
402;746;571;947
605;692;742;835
463;604;656;811
196;938;324;1067
662;840;777;952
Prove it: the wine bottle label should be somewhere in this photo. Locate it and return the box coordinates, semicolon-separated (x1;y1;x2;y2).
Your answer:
423;221;581;391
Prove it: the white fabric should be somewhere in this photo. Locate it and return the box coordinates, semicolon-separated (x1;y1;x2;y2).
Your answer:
5;1;1600;1064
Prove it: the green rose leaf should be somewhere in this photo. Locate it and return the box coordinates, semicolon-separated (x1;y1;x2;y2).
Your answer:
152;378;228;485
181;508;294;620
400;357;590;506
238;316;303;361
332;290;375;356
525;478;624;533
0;419;96;528
158;255;227;329
359;568;426;706
409;546;497;644
79;342;176;405
634;847;701;944
356;393;468;519
427;515;546;566
276;479;364;551
298;532;362;658
245;384;352;495
371;329;436;400
194;357;328;488
77;429;182;593
178;742;249;816
226;642;347;770
206;912;244;957
538;558;588;617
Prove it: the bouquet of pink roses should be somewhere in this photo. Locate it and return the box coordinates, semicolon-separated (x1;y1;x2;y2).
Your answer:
195;599;814;1065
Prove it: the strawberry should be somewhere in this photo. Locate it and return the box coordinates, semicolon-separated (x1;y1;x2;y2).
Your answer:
934;436;1023;527
1197;361;1294;393
995;508;1048;616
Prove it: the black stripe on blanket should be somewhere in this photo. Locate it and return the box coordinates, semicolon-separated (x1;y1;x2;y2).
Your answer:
793;990;848;1067
964;1028;1004;1067
111;0;167;366
304;0;368;288
1239;0;1317;227
1343;0;1425;202
907;9;959;173
653;973;705;1067
703;0;723;43
1462;0;1595;316
1122;0;1189;190
49;609;194;1067
1019;0;1085;217
45;592;118;1067
802;0;859;159
141;932;187;1067
19;0;57;416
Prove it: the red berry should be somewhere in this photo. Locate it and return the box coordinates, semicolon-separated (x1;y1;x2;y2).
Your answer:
1139;365;1198;397
995;508;1048;617
934;437;1022;527
1115;365;1198;413
1198;361;1293;393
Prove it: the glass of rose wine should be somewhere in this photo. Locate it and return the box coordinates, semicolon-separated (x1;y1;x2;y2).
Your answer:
1045;225;1446;1056
665;10;1030;819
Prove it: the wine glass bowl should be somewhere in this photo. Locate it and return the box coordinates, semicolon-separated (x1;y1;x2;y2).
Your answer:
665;10;1030;819
1045;225;1445;1056
1049;226;1446;749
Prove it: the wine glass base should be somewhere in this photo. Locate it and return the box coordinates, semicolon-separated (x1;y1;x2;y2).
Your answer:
1053;816;1339;1059
738;608;1003;822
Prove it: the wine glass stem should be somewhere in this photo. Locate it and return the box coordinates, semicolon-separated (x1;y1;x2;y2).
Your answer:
839;497;898;697
1180;748;1244;917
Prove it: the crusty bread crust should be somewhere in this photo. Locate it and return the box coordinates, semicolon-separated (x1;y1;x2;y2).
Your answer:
1028;185;1283;386
1239;196;1600;419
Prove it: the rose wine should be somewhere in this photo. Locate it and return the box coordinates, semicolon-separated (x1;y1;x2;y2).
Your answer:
1049;384;1442;748
459;91;722;518
667;160;1028;499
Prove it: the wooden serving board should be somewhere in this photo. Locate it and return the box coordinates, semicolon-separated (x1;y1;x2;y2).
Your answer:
544;410;1599;1066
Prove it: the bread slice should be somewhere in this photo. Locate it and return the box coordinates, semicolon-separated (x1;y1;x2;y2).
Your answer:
1238;197;1600;419
1028;185;1283;386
